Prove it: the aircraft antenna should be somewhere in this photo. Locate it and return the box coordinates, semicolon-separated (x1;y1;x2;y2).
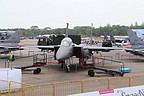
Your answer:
90;23;93;46
65;23;69;37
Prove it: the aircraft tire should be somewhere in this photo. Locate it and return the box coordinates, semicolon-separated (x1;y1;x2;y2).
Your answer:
120;73;124;77
66;66;70;73
88;70;95;77
110;72;115;76
60;64;63;68
33;68;41;74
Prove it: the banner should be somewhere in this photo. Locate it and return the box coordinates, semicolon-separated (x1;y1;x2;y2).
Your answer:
69;85;144;96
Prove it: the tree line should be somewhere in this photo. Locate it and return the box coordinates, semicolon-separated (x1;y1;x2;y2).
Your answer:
1;22;144;38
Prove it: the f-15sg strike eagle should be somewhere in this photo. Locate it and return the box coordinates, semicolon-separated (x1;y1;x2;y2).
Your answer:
38;23;122;72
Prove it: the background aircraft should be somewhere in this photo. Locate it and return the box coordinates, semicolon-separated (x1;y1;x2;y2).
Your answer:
38;23;122;72
110;35;130;47
0;31;15;40
125;29;144;56
0;30;24;54
101;34;130;47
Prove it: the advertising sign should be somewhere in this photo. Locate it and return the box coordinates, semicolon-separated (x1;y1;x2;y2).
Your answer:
69;85;144;96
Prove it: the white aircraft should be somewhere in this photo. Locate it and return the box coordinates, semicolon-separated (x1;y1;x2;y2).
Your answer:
0;30;24;54
101;34;130;47
38;23;122;72
110;35;130;47
125;29;144;56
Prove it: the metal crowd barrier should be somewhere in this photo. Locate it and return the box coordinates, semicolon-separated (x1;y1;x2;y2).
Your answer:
1;75;144;96
0;80;33;96
115;52;144;62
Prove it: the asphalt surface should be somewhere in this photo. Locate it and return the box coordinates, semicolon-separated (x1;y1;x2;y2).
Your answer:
1;39;144;85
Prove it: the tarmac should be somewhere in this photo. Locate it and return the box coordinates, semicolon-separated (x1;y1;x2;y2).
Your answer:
1;39;144;85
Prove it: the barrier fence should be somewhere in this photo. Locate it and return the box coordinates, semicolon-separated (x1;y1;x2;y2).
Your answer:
1;75;144;96
115;52;144;62
0;80;33;96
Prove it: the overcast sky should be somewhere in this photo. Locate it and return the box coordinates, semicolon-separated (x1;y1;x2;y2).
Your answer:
0;0;144;29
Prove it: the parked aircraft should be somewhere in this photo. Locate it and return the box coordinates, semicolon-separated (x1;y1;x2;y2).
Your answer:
0;31;16;39
125;29;144;56
101;34;130;47
110;35;130;47
38;23;122;72
0;30;24;54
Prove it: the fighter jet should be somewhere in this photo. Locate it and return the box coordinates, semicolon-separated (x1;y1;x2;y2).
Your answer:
125;29;144;56
0;30;24;54
38;23;122;72
0;31;16;40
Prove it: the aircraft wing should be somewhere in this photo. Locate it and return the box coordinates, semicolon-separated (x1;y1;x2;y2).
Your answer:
32;44;123;52
85;46;123;52
0;46;20;53
6;46;24;51
31;45;55;49
0;46;9;53
125;48;144;52
125;48;144;56
26;45;56;51
74;45;123;52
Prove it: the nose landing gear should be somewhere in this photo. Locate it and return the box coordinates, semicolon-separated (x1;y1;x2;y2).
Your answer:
59;58;73;73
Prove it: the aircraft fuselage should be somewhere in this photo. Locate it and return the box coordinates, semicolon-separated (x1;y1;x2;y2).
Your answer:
55;37;91;61
56;37;73;61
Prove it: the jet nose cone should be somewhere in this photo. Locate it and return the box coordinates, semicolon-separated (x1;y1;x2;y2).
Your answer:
56;47;70;61
56;54;66;61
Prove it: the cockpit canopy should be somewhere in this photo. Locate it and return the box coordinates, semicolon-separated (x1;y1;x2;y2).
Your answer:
61;37;72;47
